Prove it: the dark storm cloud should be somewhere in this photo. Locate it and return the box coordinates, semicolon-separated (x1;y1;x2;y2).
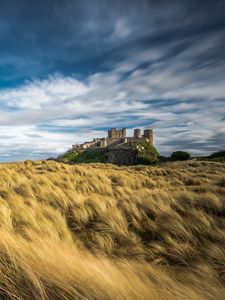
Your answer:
0;0;225;84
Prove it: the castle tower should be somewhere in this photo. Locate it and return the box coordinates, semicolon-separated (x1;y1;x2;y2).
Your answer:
108;128;116;138
108;128;126;138
134;128;141;138
121;128;126;138
143;129;153;144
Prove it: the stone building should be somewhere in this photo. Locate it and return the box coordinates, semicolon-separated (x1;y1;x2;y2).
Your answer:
108;128;126;138
72;127;154;150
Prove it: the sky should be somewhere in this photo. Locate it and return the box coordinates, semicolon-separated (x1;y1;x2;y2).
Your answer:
0;0;225;161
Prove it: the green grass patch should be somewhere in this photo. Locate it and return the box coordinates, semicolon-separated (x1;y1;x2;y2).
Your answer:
63;149;107;163
63;150;80;161
199;157;225;163
137;156;158;165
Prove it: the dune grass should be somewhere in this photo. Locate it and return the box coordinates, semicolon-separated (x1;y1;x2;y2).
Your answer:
0;160;225;299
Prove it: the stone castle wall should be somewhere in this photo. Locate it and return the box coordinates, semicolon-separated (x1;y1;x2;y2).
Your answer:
73;128;153;150
126;137;148;143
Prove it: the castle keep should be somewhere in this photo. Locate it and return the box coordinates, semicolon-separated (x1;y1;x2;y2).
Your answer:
108;128;126;138
73;128;153;150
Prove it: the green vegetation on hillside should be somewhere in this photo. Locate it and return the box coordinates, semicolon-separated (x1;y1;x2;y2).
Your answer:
210;150;225;158
198;150;225;163
62;149;81;161
60;142;160;165
209;157;225;162
208;150;225;162
135;142;159;164
61;148;107;163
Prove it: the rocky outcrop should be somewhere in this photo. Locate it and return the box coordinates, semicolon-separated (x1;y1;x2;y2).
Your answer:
107;148;138;165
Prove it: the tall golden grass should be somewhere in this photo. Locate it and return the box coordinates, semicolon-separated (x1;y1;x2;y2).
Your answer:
0;160;225;299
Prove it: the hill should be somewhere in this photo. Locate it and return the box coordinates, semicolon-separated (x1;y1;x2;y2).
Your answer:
0;160;225;299
58;141;159;165
199;150;225;163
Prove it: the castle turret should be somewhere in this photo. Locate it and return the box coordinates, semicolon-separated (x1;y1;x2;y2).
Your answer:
134;128;141;138
122;128;126;138
143;129;153;144
108;128;115;138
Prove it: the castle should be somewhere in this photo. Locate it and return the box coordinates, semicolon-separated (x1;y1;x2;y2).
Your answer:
72;128;153;150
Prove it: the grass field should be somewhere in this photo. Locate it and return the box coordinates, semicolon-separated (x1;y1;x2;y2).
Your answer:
0;160;225;299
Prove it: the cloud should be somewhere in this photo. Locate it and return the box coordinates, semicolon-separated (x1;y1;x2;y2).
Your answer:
0;1;225;161
0;75;88;109
0;45;224;161
0;1;224;82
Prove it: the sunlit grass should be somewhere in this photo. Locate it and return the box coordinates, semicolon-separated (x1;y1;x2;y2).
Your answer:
0;160;225;299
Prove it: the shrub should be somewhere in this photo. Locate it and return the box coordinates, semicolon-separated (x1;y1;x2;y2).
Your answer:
170;151;191;161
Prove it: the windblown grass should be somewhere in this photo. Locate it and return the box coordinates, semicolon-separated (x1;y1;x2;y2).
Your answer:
0;160;225;299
